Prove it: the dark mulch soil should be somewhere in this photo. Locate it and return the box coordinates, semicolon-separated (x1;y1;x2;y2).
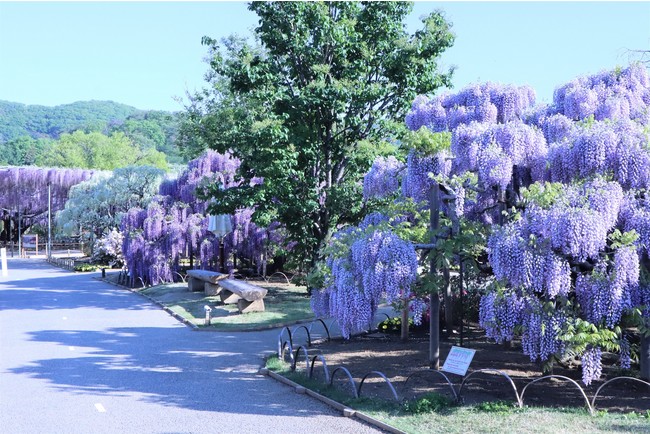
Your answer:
298;323;650;414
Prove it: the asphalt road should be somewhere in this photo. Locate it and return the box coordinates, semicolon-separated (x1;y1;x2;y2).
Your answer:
0;259;383;434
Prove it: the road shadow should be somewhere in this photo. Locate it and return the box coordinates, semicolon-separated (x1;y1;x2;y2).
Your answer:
10;325;319;416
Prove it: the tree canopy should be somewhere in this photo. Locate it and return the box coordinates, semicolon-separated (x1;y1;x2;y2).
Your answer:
38;130;168;170
182;1;455;267
56;165;166;240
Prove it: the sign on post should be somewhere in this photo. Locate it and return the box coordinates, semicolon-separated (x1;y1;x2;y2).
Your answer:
441;346;476;376
1;247;7;277
22;234;38;257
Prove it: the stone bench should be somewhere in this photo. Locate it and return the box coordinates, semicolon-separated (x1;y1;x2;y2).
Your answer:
186;269;228;294
185;270;268;314
218;279;268;313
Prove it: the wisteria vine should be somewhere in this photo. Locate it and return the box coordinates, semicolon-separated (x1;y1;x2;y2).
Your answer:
316;63;650;385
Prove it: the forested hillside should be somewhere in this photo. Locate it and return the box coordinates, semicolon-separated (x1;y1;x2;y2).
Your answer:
0;100;183;165
0;100;138;141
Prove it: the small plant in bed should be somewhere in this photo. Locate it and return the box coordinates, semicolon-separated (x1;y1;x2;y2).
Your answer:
74;263;98;272
402;392;456;414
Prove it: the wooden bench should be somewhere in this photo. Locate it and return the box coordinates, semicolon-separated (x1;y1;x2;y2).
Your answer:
185;269;267;313
218;279;268;313
186;270;228;294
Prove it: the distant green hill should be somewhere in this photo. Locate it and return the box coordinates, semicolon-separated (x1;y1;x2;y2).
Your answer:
0;100;141;142
0;100;183;165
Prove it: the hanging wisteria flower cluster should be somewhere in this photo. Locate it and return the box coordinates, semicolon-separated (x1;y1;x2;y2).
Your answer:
546;119;650;188
401;148;452;202
312;225;419;339
363;156;405;200
550;63;650;123
405;82;537;132
0;166;100;232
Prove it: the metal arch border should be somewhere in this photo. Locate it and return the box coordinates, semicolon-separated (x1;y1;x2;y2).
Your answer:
309;355;331;383
458;369;522;407
290;325;312;347
401;369;458;402
174;271;186;283
265;271;292;285
520;375;593;415
591;376;650;411
277;326;293;357
330;366;359;399
371;312;392;331
358;371;400;402
291;346;310;372
325;318;341;336
307;318;331;342
280;340;294;364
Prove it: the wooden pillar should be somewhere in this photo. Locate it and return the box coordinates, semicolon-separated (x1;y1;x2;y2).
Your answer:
429;183;440;369
641;334;650;381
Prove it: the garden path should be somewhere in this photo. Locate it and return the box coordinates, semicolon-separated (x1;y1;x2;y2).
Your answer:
0;259;383;434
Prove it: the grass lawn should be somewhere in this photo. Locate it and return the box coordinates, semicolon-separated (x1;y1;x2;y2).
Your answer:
137;279;314;331
266;357;650;434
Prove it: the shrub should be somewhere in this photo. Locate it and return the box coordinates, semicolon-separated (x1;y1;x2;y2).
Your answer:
92;228;124;268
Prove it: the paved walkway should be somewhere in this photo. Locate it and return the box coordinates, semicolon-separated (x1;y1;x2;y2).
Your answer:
0;259;383;434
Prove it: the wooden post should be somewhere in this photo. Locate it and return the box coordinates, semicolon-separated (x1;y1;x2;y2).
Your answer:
641;334;650;381
400;300;410;342
17;209;21;258
459;233;465;347
443;267;453;336
219;238;225;273
429;183;440;369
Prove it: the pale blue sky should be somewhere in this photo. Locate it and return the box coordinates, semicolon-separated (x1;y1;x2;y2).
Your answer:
1;1;649;112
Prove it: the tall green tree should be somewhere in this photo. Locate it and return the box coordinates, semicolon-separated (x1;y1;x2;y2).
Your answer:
186;1;454;267
112;111;183;164
39;130;168;170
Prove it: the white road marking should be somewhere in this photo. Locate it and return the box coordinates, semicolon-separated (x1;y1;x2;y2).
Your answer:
94;403;106;413
68;346;75;351
62;316;67;320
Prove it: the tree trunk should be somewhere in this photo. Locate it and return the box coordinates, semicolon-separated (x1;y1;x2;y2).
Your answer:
401;300;409;342
429;183;440;369
429;294;440;370
262;248;267;278
443;267;454;336
641;334;650;381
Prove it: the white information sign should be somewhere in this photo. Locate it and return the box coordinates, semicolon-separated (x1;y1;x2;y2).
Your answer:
441;346;476;376
1;248;7;277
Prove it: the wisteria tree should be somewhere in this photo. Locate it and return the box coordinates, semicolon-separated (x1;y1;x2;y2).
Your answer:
121;150;282;286
315;63;650;384
56;165;165;246
0;166;99;245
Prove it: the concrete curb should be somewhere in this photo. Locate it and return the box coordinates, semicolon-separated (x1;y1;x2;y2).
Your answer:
259;368;406;434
